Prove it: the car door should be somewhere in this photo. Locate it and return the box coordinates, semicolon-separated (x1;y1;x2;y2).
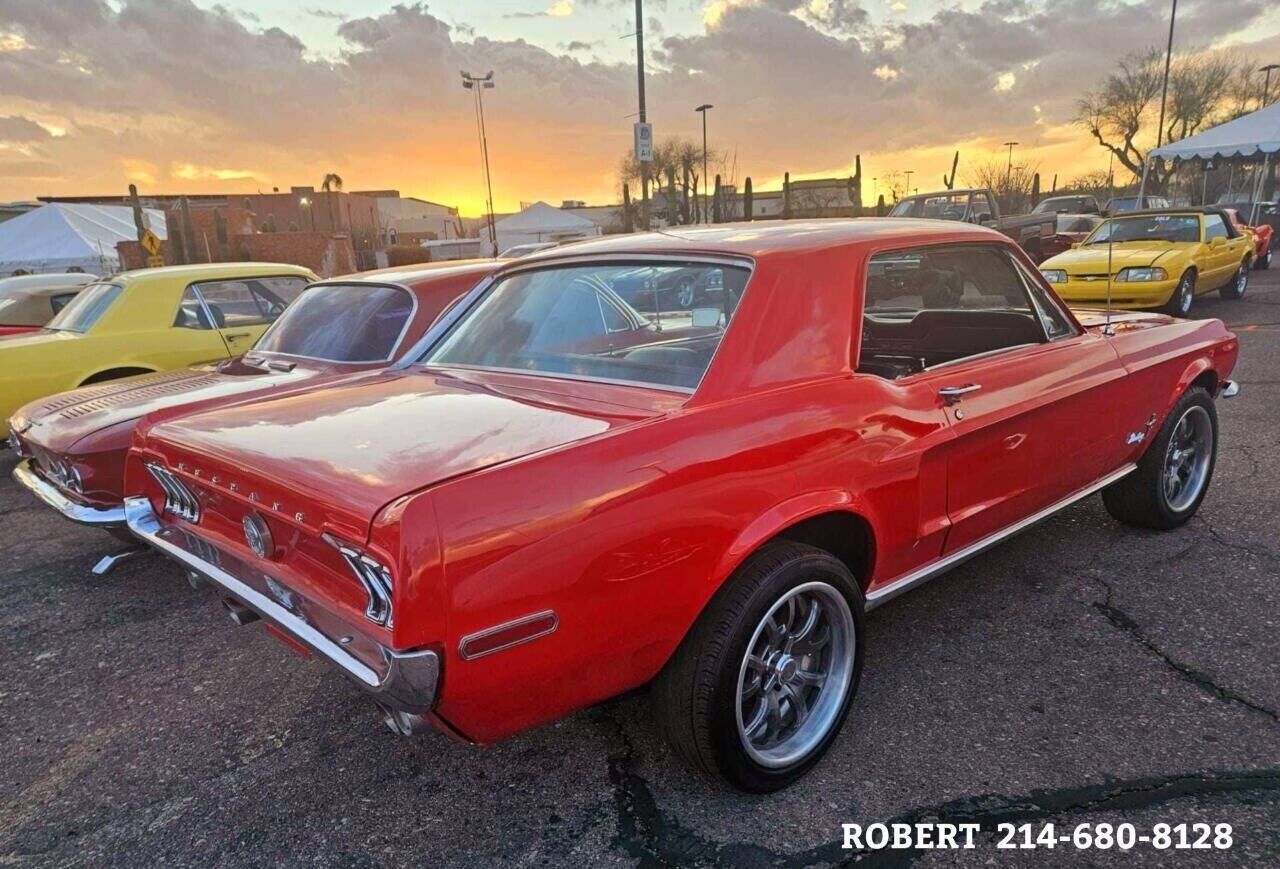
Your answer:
190;275;309;357
895;245;1127;552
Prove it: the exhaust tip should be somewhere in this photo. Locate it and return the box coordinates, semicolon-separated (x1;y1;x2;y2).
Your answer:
223;597;261;626
377;704;429;737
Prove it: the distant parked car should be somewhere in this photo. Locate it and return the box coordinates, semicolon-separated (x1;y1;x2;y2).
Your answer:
500;242;561;258
1041;213;1104;259
888;187;1057;261
1104;195;1171;214
9;260;499;555
0;262;316;437
1032;195;1101;215
1223;208;1273;270
0;272;97;337
607;264;728;310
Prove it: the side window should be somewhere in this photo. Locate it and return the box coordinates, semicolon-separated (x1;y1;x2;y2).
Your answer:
1203;214;1228;241
1016;259;1078;341
190;276;308;328
970;193;994;221
50;293;77;314
174;286;209;329
599;292;634;333
858;244;1047;379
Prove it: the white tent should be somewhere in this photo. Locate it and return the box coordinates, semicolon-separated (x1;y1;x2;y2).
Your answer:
1142;103;1280;220
490;201;600;256
0;203;167;275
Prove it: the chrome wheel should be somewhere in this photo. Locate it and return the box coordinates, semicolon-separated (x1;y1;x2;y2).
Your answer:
735;581;855;769
1162;405;1213;512
1176;275;1193;315
1234;263;1248;297
676;277;695;308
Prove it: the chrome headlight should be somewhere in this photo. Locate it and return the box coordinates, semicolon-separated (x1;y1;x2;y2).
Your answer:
1114;267;1167;282
1041;269;1067;284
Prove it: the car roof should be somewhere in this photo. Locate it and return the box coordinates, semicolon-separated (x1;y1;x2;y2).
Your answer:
0;272;97;296
321;258;505;289
114;262;315;284
515;218;1008;265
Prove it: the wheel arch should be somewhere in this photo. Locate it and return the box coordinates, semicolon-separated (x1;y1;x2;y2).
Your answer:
79;366;156;386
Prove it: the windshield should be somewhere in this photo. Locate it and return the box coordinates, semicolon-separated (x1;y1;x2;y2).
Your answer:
423;261;750;391
888;193;969;220
252;283;415;362
43;282;122;333
1034;197;1087;214
1086;215;1200;245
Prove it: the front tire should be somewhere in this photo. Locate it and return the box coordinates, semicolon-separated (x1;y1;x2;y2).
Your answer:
1102;386;1218;530
1161;271;1195;316
652;542;864;793
1219;260;1250;300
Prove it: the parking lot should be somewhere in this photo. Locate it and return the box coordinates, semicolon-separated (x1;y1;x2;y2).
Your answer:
2;272;1278;867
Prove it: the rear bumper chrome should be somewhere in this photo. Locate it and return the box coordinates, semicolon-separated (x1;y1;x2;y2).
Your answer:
123;496;439;713
13;459;126;528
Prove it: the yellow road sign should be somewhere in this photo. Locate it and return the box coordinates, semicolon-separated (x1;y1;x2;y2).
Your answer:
146;254;165;268
141;229;162;256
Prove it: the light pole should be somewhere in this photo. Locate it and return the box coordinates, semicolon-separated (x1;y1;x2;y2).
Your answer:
634;0;649;230
461;70;498;255
1262;64;1280;108
1156;0;1178;148
695;104;713;224
903;170;913;198
1003;141;1019;179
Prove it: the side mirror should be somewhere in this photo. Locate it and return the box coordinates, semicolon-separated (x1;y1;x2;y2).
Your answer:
691;307;721;328
1210;236;1226;248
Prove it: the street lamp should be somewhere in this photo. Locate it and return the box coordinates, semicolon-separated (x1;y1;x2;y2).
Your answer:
903;170;914;198
461;70;498;255
695;104;713;224
1262;63;1280;108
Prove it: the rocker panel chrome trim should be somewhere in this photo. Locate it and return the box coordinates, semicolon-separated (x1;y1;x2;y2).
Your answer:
865;463;1137;610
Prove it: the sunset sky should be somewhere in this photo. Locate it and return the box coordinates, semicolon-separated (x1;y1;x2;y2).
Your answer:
1;0;1278;215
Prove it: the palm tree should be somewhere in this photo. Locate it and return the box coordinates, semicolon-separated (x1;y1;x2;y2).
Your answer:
321;172;343;230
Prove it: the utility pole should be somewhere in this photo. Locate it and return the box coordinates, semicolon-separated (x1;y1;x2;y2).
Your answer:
462;70;498;255
903;170;914;197
1003;141;1019;181
635;0;649;231
1156;0;1178;148
1261;64;1279;108
695;104;713;224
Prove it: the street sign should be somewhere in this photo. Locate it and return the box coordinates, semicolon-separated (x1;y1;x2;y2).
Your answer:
140;229;162;256
634;122;653;162
146;255;165;268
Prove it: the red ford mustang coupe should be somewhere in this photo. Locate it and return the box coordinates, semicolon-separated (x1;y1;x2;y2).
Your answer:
9;260;499;570
121;221;1238;792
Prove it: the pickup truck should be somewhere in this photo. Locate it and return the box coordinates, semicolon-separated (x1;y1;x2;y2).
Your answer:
888;188;1056;262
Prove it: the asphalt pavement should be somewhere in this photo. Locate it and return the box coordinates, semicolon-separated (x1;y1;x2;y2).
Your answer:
2;270;1278;867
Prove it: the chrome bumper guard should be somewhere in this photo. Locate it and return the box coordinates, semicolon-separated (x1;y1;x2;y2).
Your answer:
13;459;126;528
124;496;439;712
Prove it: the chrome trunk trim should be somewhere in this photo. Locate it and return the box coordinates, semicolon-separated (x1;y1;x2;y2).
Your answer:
865;463;1138;610
12;460;126;528
124;497;439;712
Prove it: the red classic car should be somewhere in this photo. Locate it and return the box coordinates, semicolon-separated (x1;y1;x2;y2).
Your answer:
121;221;1238;792
0;272;97;337
9;260;499;570
1224;208;1273;270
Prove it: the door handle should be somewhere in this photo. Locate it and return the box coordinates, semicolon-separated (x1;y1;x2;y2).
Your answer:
939;383;981;406
224;332;251;340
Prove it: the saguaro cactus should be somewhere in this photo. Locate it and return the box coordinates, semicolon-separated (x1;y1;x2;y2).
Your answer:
666;166;678;225
876;193;886;216
743;177;753;221
713;174;722;223
942;151;959;190
783;172;792;219
622;183;634;233
1031;172;1041;205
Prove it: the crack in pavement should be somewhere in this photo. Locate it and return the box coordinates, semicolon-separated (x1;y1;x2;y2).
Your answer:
595;706;1280;867
1091;575;1279;725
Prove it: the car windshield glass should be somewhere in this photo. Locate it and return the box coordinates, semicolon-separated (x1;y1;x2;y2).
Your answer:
1086;215;1199;244
43;282;122;332
423;261;751;391
888;194;968;220
253;284;416;362
1034;197;1082;214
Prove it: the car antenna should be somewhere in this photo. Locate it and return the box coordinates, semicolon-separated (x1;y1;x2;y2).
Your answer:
1103;219;1115;337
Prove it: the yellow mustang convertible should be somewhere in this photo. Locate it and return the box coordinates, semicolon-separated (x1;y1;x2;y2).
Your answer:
0;262;315;437
1038;207;1253;316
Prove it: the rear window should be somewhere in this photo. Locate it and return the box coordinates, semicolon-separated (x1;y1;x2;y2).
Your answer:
423;261;750;391
44;282;122;333
253;284;416;362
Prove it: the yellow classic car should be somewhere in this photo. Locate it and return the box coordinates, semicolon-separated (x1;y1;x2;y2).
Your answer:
0;262;316;437
1038;208;1253;316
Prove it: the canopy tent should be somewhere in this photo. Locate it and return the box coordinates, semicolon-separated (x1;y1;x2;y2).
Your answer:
490;201;600;256
0;203;166;275
1141;103;1279;222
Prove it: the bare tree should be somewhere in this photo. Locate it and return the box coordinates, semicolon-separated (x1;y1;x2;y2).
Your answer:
1076;49;1163;181
965;160;1041;214
618;136;726;225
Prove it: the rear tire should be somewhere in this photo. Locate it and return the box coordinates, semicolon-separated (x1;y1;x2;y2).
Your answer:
1103;386;1217;530
1219;260;1250;300
1161;271;1195;317
652;542;864;793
